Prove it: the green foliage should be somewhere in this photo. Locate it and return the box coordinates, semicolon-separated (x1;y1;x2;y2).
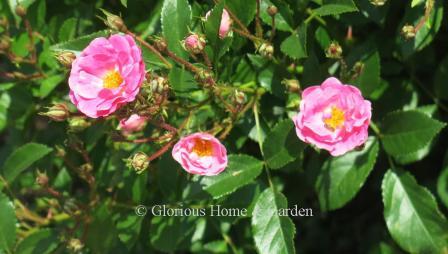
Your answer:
382;168;448;253
252;188;296;254
2;143;53;183
1;0;448;253
314;137;379;211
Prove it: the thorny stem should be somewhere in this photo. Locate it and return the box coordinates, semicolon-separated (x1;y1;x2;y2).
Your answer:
126;31;172;69
233;28;266;43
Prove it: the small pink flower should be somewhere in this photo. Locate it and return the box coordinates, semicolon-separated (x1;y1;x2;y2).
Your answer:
293;77;371;156
205;9;232;39
183;34;206;54
69;34;145;118
119;114;148;135
172;133;228;176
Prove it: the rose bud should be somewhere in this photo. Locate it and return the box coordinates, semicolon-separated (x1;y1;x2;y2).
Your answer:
127;152;150;174
183;34;206;54
172;132;228;176
39;103;70;122
293;77;371;156
118;114;148;135
55;51;76;67
205;9;232;39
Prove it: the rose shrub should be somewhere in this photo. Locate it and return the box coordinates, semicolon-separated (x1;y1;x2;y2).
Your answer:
0;0;448;253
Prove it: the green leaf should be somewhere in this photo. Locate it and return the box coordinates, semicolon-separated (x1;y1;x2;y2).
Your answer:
353;50;381;98
50;30;110;53
168;66;199;93
226;0;256;25
39;74;65;99
314;26;331;50
58;17;78;42
2;143;53;183
205;1;224;47
150;216;199;252
411;0;425;7
11;33;30;58
435;56;448;100
161;0;191;60
120;0;128;7
280;25;307;60
399;0;443;58
382;168;448;253
314;137;379;211
314;0;358;16
438;151;448;209
0;92;11;132
263;120;305;169
380;110;445;157
0;192;16;253
252;188;295;254
260;0;294;32
201;154;264;198
15;229;58;254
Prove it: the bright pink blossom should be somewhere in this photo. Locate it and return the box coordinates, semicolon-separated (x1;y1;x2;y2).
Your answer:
293;77;371;156
206;9;232;39
172;133;228;176
69;34;145;118
118;114;148;135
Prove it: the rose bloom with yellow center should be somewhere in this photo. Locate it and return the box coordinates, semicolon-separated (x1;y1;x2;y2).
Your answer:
68;34;145;118
172;133;228;176
293;77;372;156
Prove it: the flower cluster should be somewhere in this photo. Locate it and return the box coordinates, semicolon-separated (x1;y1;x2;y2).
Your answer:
64;9;372;177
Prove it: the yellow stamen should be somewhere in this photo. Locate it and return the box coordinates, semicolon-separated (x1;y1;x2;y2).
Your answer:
103;70;123;89
192;138;214;157
323;106;345;131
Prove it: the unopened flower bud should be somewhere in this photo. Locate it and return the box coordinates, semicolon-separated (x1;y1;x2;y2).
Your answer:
67;238;84;252
68;117;91;132
267;6;278;16
0;36;10;51
55;51;76;67
369;0;386;6
258;43;274;59
36;170;49;187
55;145;66;157
183;34;206;54
282;79;301;93
196;69;213;83
401;24;416;40
325;42;343;59
101;9;127;32
127;152;149;174
15;4;27;17
40;103;70;122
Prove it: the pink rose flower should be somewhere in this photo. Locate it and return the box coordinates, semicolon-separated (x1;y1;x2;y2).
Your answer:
69;34;145;118
293;77;371;156
205;9;232;39
118;114;148;135
172;132;228;176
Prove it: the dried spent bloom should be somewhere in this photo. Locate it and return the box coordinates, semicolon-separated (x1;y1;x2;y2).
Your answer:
258;43;274;59
183;34;206;54
172;133;228;176
68;34;145;118
401;24;416;40
118;114;148;135
326;42;343;59
127;152;150;174
205;9;232;39
293;77;371;156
